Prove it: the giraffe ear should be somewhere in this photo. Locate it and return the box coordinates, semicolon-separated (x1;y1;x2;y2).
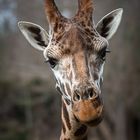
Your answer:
96;8;123;40
18;21;49;51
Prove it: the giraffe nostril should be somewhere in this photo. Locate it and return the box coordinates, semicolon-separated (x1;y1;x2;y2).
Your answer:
76;94;80;100
89;91;93;98
88;88;93;98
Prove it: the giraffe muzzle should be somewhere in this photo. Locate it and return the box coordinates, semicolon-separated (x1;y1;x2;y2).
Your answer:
72;89;104;126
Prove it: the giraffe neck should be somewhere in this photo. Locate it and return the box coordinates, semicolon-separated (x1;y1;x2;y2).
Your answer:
60;98;88;140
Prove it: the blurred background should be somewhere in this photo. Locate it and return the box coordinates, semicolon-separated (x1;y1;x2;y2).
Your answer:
0;0;140;140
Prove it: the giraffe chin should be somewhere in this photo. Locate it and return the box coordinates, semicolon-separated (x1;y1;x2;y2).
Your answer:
73;99;104;126
85;115;103;126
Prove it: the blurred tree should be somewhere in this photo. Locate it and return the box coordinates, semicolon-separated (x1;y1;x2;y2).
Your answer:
0;0;17;34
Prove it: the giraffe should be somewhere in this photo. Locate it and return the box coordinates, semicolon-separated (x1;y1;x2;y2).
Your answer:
18;0;123;139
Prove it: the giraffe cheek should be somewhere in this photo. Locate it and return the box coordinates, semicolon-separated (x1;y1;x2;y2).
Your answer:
73;100;104;126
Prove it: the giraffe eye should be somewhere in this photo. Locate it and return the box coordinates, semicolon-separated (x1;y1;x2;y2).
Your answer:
98;47;110;61
100;49;106;61
47;57;58;68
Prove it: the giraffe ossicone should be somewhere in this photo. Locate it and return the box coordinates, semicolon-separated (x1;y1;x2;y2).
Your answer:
18;0;123;139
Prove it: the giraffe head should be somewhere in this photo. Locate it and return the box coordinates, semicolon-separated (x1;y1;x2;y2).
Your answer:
18;0;123;126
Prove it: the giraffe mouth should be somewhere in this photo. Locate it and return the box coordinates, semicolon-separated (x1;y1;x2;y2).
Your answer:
72;96;104;126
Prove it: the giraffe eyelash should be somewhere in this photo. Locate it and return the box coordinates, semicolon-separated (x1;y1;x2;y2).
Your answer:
97;47;111;61
106;48;111;53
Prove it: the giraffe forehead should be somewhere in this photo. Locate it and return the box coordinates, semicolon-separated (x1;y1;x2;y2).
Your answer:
47;26;106;59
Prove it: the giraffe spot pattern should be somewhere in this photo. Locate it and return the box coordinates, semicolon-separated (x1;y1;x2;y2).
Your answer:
74;125;87;136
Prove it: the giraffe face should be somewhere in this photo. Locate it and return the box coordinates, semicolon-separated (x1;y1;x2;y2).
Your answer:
18;0;123;127
43;24;108;125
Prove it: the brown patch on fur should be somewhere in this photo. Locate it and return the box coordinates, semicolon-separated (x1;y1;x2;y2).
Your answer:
74;125;87;136
62;120;66;134
64;48;71;55
54;22;58;32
